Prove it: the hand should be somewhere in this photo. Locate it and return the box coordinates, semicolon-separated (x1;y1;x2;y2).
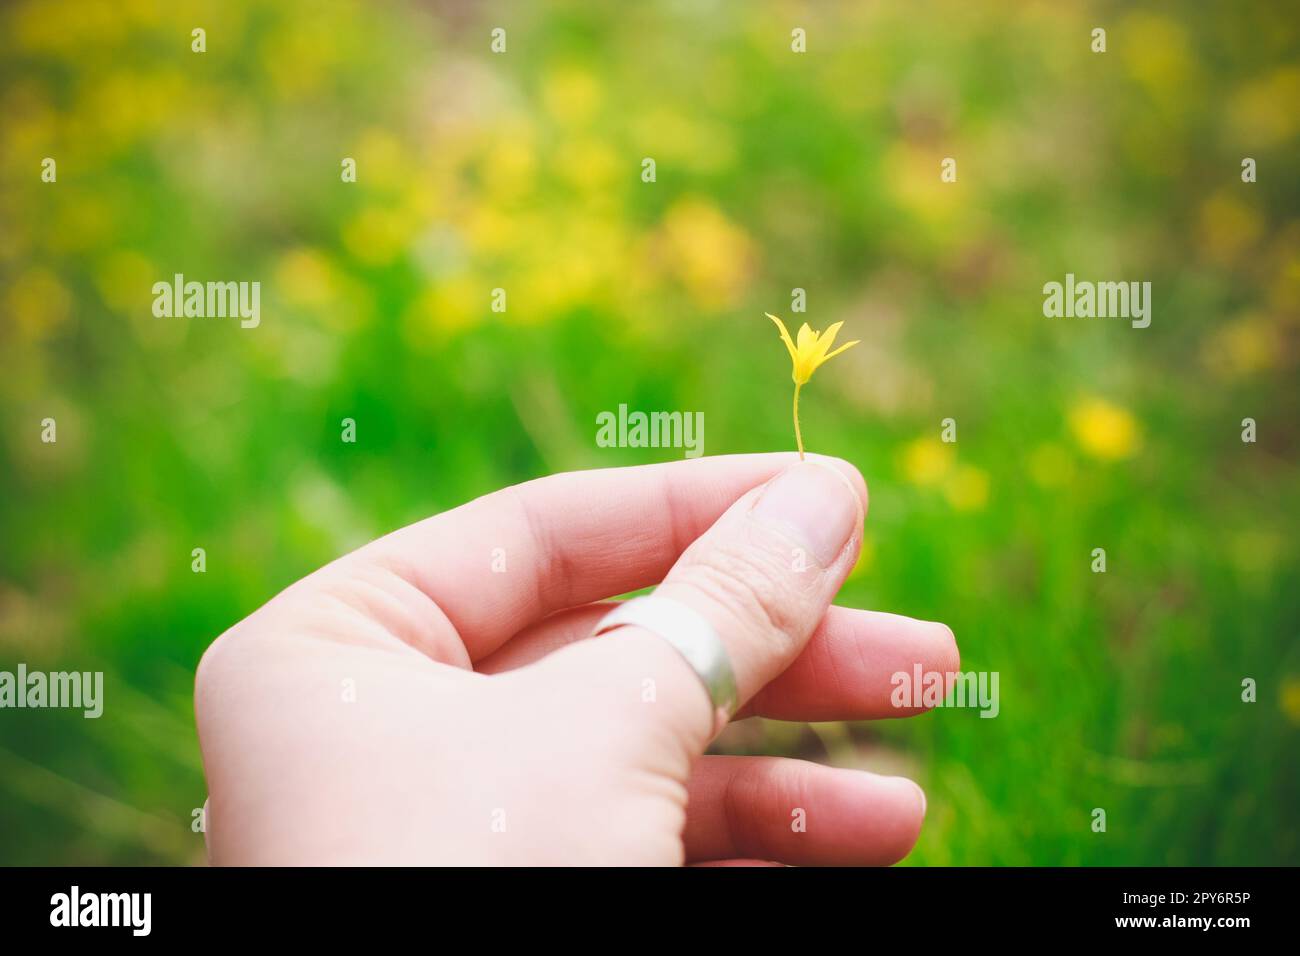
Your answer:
195;453;958;865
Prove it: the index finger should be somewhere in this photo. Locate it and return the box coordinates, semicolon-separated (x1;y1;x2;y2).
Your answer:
363;452;866;661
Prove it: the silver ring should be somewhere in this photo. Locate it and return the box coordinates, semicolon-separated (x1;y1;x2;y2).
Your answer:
592;595;737;732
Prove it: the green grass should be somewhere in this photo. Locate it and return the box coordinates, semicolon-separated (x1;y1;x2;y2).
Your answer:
1;0;1297;865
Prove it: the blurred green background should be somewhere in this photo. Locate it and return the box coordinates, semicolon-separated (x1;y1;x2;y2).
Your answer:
2;0;1298;865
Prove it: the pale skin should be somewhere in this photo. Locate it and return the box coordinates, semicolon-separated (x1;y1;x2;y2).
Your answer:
195;453;958;865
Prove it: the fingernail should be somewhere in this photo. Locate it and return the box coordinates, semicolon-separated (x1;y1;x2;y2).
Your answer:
888;776;926;818
751;461;860;566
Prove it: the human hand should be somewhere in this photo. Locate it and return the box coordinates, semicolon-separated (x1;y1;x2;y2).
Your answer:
195;453;958;865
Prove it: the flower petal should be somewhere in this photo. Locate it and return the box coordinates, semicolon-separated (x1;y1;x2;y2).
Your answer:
811;321;844;363
817;339;860;367
796;323;816;353
767;313;798;363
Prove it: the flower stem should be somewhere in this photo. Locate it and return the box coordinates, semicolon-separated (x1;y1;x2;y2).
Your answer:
792;382;804;460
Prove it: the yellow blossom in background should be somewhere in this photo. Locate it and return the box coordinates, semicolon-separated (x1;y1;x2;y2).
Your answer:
630;108;735;173
262;16;341;100
1069;397;1142;461
1227;66;1300;147
3;98;57;170
554;137;619;193
49;192;118;254
85;70;187;149
1198;191;1263;266
882;141;966;237
6;268;72;343
944;463;990;512
354;129;412;192
342;206;416;267
276;248;337;308
901;436;955;487
401;275;481;350
465;206;518;257
1119;13;1195;107
542;66;602;126
93;250;154;316
482;127;538;199
1201;315;1281;381
11;0;128;55
661;198;754;309
898;437;987;510
1281;678;1300;726
1270;246;1300;313
505;212;626;320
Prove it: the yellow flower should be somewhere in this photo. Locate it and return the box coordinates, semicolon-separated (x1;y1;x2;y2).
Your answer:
767;313;858;458
900;437;953;488
944;464;990;512
1069;397;1142;461
1281;677;1300;726
768;313;859;385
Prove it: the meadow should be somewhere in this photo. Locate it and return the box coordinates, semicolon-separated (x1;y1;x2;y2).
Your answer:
1;0;1297;865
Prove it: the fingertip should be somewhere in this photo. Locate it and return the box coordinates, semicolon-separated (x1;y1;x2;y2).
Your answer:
827;768;927;865
803;454;869;516
878;775;927;864
904;777;927;821
936;622;960;675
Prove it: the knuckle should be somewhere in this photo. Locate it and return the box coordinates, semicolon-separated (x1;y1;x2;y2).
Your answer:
676;541;806;650
194;627;242;707
194;617;277;708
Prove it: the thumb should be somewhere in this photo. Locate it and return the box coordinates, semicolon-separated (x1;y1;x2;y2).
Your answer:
655;457;866;709
534;458;866;754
